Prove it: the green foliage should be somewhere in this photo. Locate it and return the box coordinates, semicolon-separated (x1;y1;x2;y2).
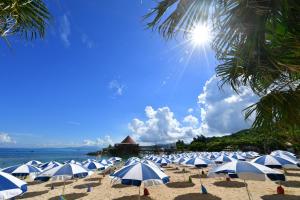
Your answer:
187;129;300;153
0;0;51;45
145;0;300;130
176;139;185;151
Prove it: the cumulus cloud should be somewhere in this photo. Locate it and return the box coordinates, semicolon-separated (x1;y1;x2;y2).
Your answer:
183;115;199;127
198;75;258;136
128;106;200;144
0;133;15;144
109;80;125;96
59;14;71;47
83;135;113;147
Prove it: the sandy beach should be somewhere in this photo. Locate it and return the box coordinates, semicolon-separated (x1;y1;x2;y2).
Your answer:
15;166;300;200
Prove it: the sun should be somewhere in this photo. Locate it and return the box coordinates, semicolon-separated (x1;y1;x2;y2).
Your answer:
189;24;211;46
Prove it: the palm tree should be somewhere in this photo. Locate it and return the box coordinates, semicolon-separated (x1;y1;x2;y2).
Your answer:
145;0;300;131
0;0;51;46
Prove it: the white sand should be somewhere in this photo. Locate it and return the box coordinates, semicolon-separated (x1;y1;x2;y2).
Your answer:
16;167;300;200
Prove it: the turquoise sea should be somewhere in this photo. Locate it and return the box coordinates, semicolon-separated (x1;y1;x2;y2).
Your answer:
0;147;103;168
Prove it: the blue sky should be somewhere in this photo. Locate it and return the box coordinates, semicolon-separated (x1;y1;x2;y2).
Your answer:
0;0;257;147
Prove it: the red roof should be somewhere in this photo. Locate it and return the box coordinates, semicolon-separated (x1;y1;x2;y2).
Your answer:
121;136;136;144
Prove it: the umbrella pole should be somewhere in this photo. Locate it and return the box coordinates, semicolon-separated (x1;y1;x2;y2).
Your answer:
138;186;141;200
244;180;252;200
198;169;203;185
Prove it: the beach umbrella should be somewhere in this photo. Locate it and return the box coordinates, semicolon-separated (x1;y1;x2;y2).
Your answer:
40;161;62;170
271;150;296;159
173;157;187;164
209;161;285;200
111;162;169;199
64;160;82;165
252;155;300;169
230;154;246;161
1;164;41;179
108;157;122;163
0;172;27;200
183;157;211;168
42;162;63;172
100;159;113;166
26;160;42;166
35;163;88;181
209;161;285;181
83;161;105;171
155;158;171;166
214;155;235;164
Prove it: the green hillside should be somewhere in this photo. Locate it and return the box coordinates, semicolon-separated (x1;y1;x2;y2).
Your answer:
177;128;300;154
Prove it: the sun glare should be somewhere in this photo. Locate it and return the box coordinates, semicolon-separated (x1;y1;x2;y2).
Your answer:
190;24;211;46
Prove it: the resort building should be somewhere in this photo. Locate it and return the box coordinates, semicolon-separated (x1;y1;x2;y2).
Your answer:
113;136;139;156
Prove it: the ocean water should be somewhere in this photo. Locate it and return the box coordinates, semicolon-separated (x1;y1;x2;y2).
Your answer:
0;147;103;168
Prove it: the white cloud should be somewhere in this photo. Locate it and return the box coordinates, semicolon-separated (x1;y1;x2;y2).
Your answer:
0;133;15;144
187;108;194;113
59;14;71;47
81;33;94;48
198;75;258;136
129;106;200;144
83;135;113;147
183;115;199;127
109;80;125;96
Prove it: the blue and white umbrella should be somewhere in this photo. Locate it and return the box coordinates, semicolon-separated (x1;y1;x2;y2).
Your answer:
40;161;61;170
1;164;41;177
111;162;169;187
173;157;187;164
230;154;246;161
252;155;300;169
83;161;105;171
42;162;63;172
26;160;42;166
35;163;88;181
108;157;122;163
100;159;113;166
214;155;235;164
0;172;27;200
155;158;171;166
183;157;212;168
209;161;285;181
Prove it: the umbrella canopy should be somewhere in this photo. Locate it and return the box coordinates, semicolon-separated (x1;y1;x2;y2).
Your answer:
252;155;300;169
100;159;113;166
183;157;212;168
111;162;169;187
35;163;88;182
155;158;171;166
214;155;235;164
40;161;62;170
173;157;187;164
209;161;285;181
26;160;42;166
1;164;41;177
108;157;122;162
83;161;105;171
0;172;27;200
230;154;246;161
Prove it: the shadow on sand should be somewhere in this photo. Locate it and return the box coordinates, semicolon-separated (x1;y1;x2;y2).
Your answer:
189;174;208;179
173;170;190;174
213;180;246;188
113;195;152;200
174;193;222;200
45;181;73;188
165;168;179;171
48;193;88;200
16;190;49;199
261;194;300;200
73;182;101;189
166;181;195;188
112;184;133;188
27;181;43;186
84;177;102;182
281;180;300;188
285;172;300;177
